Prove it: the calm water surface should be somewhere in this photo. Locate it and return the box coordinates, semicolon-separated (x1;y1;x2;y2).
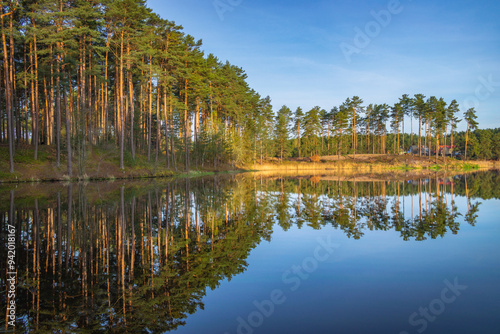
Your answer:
1;171;499;334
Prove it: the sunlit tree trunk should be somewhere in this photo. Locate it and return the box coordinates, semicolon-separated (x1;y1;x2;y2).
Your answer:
1;5;14;172
119;31;125;169
147;55;152;161
184;76;189;171
55;2;63;167
155;85;160;163
127;43;135;159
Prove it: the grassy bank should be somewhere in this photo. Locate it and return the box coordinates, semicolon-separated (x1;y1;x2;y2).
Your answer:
1;147;497;183
0;145;241;183
247;168;490;183
251;154;498;172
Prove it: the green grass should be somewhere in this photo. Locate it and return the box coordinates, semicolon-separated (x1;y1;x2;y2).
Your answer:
175;170;215;178
3;146;51;164
425;162;480;171
390;165;419;171
461;163;480;170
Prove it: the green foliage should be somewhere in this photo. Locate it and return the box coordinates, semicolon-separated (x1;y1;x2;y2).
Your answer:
464;108;479;131
302;106;322;156
274;105;293;161
293;106;304;157
474;129;493;160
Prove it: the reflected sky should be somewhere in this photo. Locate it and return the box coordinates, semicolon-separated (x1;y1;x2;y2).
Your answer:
177;198;499;334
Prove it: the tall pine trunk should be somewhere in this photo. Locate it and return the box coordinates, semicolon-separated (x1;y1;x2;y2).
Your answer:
127;43;135;159
418;115;422;157
64;71;72;177
119;32;125;169
184;78;189;171
465;124;469;161
164;89;169;168
155;85;160;163
55;23;62;167
1;6;14;172
147;55;152;162
32;23;40;160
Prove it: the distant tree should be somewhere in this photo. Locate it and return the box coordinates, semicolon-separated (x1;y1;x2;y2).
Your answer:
390;103;403;154
398;94;413;149
469;132;479;159
257;96;274;163
373;104;389;154
274;105;292;163
364;104;374;154
302;106;322;157
348;96;364;156
323;109;334;154
425;96;439;159
293;107;304;157
475;130;492;160
434;98;447;161
320;108;329;154
446;99;461;155
333;104;349;158
414;94;426;156
464;108;479;161
493;132;500;160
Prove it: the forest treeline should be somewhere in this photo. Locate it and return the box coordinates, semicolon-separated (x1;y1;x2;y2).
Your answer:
1;1;499;177
273;98;499;163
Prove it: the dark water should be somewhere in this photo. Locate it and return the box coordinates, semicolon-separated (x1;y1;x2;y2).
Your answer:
1;171;499;334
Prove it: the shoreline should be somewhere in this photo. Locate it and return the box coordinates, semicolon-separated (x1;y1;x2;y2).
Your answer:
1;149;498;184
1;160;497;184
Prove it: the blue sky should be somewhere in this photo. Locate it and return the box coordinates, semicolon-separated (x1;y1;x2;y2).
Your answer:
146;0;500;130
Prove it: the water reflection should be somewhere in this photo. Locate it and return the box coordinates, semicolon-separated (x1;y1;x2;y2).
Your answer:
0;170;497;333
267;172;484;241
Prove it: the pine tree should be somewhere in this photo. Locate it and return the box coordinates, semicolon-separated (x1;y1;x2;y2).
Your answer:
425;96;439;159
492;131;500;160
302;106;322;157
413;94;426;157
398;94;413;149
293;106;304;157
256;96;273;163
446;99;461;156
333;103;349;158
475;130;492;160
274;105;292;163
372;104;389;154
390;103;403;154
348;96;363;156
464;107;478;161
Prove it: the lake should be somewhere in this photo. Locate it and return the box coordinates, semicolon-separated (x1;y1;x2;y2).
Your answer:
1;171;499;333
